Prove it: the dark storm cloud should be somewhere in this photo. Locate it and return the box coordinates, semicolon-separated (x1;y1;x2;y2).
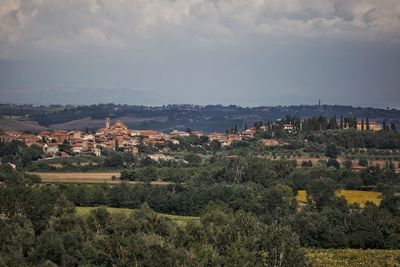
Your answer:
0;0;399;107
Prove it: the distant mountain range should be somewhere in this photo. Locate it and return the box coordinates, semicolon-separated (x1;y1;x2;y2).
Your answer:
1;103;399;133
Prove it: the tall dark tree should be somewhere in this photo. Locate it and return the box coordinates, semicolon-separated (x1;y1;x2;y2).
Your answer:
306;177;337;209
326;144;339;159
340;114;344;129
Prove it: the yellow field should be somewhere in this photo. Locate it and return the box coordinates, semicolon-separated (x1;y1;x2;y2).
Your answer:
296;190;382;207
32;172;171;185
76;207;199;226
306;249;400;267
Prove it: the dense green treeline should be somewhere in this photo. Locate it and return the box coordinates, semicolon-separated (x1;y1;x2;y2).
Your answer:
59;182;400;249
119;156;400;191
302;130;400;149
1;175;399;256
1;141;400;266
0;185;306;266
0;166;399;266
3;152;400;251
0;140;43;168
0;164;41;185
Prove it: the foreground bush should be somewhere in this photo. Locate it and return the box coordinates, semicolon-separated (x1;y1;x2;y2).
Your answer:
0;194;306;267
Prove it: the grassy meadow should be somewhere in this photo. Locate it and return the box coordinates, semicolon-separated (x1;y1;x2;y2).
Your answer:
76;206;199;226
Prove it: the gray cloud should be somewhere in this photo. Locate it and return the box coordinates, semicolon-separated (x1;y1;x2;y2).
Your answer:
1;0;399;58
0;0;399;107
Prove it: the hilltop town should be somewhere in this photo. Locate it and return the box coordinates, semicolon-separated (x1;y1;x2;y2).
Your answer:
0;115;386;161
1;118;269;158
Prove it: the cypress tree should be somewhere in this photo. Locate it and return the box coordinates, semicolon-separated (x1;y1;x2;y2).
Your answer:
340;115;344;129
114;138;119;150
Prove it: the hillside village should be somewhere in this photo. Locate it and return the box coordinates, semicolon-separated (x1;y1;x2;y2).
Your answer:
0;118;270;158
0;117;384;160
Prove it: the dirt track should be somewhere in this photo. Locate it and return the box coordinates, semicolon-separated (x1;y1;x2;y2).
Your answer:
32;172;171;185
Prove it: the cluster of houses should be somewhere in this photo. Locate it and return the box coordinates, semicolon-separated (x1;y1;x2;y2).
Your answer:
355;121;381;131
208;124;288;146
0;117;383;159
0;118;286;158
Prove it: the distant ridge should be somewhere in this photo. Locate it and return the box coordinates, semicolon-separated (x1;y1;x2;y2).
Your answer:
1;103;399;133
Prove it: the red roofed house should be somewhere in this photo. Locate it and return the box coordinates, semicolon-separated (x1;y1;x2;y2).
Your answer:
352;166;368;172
52;131;69;143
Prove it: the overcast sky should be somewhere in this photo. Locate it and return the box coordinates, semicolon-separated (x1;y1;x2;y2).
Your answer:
0;0;399;107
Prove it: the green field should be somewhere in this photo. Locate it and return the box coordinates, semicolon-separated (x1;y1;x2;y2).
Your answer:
306;248;400;267
296;189;382;208
76;206;199;226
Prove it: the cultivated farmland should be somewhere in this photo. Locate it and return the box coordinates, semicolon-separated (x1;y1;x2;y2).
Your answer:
296;189;382;207
306;248;400;267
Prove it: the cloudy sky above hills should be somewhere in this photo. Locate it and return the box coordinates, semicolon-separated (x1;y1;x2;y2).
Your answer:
0;0;399;107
